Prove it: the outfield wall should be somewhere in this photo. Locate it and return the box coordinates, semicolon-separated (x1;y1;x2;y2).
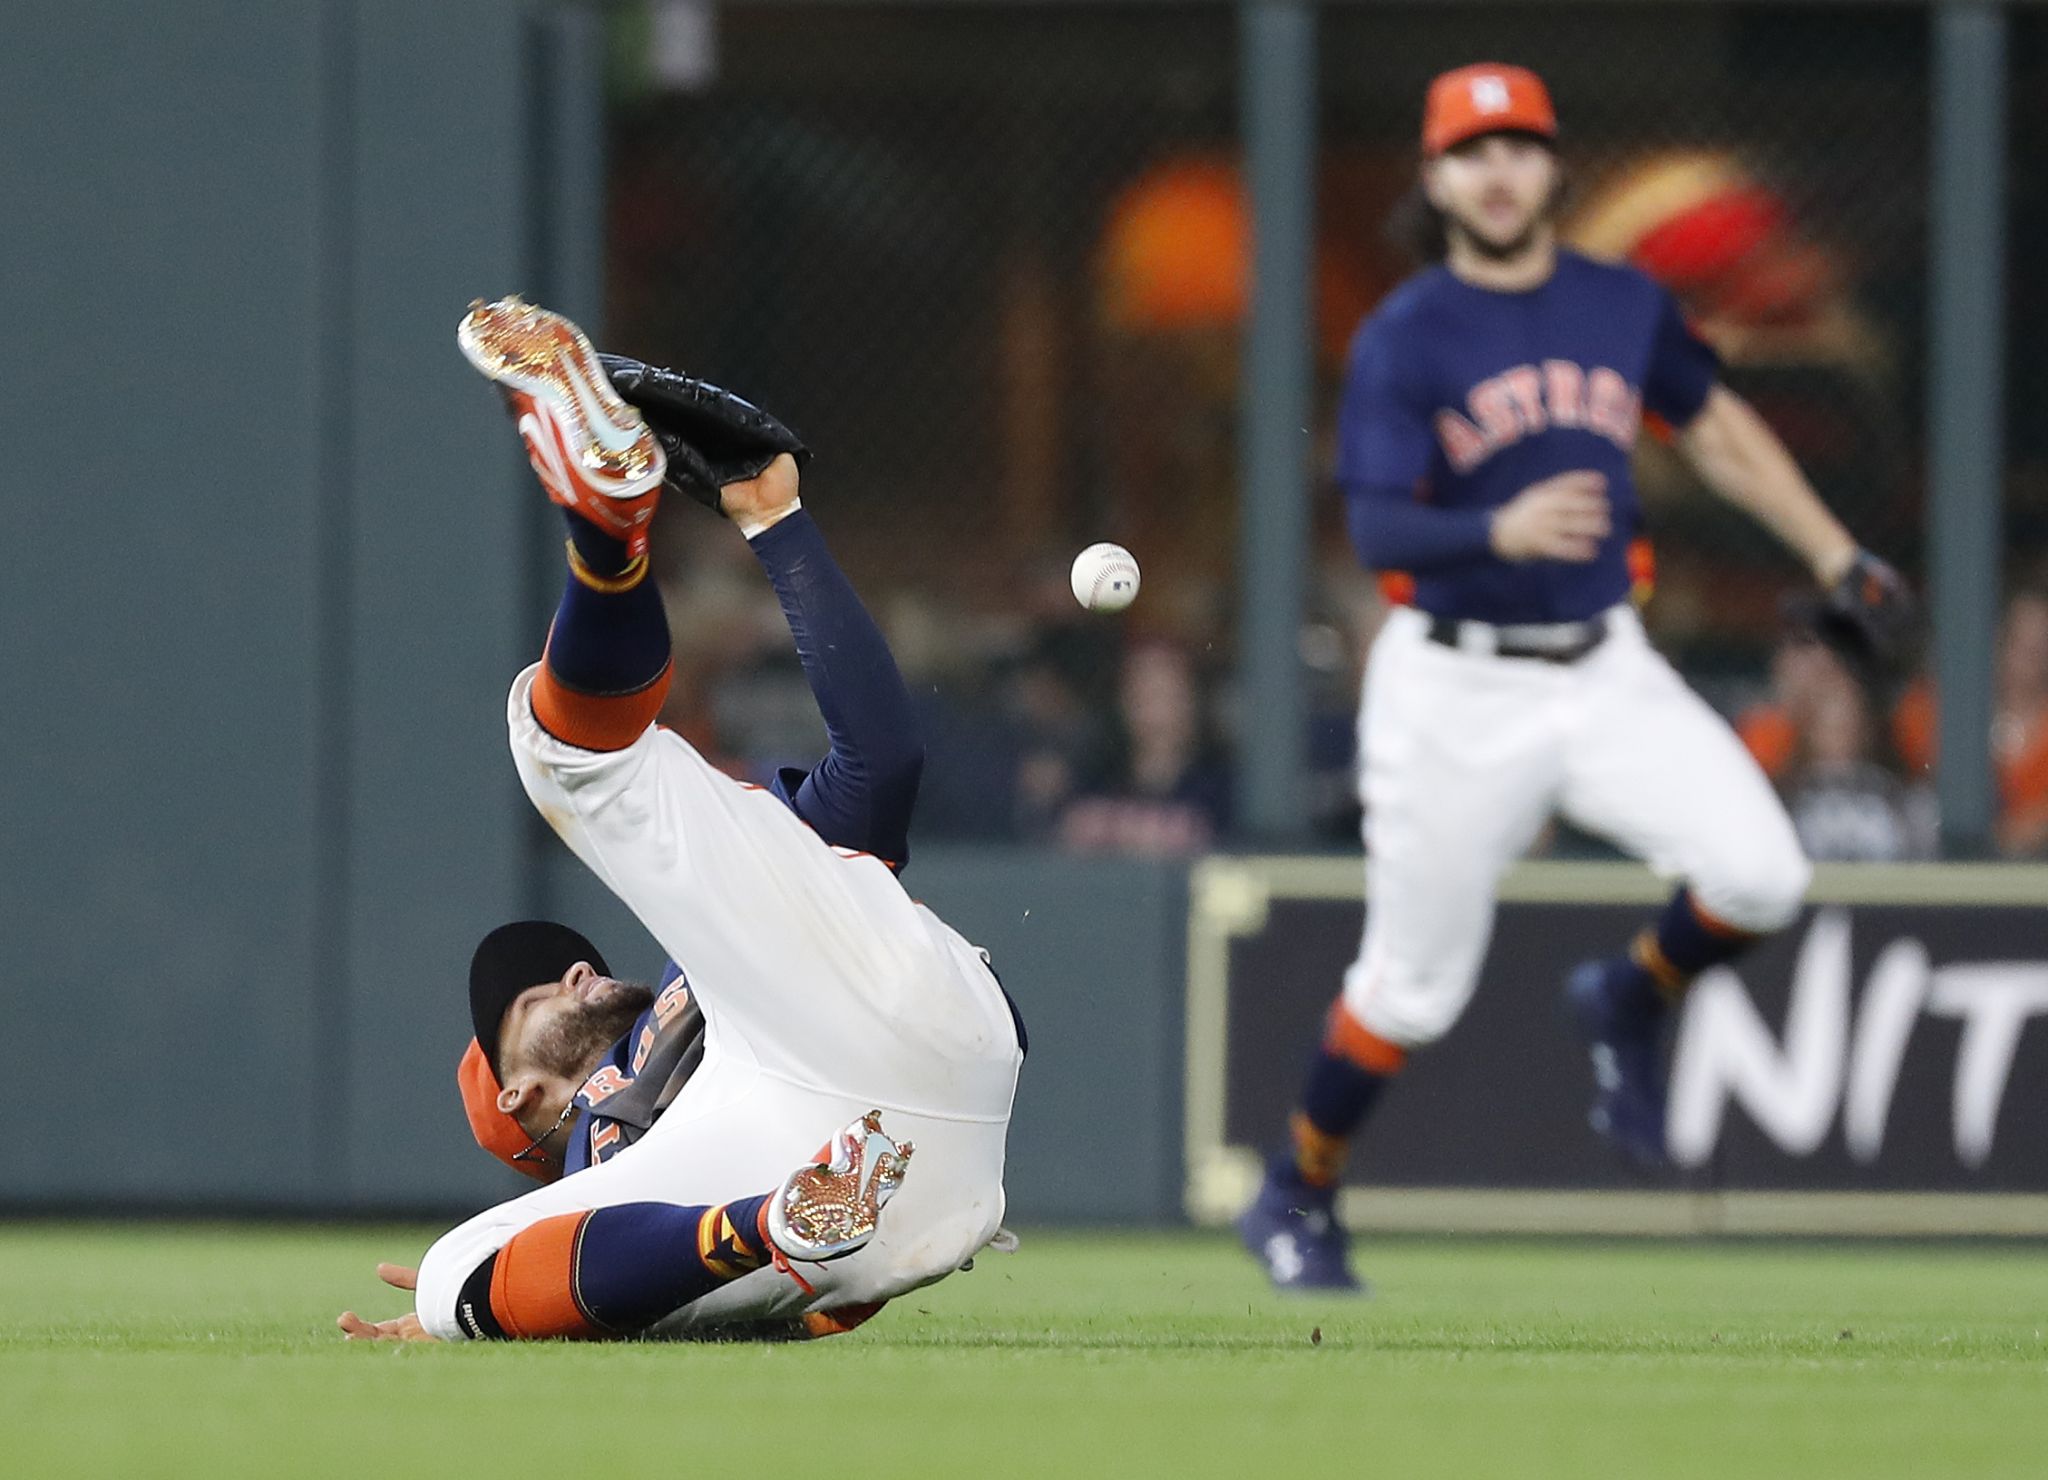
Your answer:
0;842;1190;1223
2;0;553;1216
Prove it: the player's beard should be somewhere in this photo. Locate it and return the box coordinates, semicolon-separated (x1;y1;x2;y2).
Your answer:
1445;207;1546;264
525;980;657;1080
1440;168;1564;267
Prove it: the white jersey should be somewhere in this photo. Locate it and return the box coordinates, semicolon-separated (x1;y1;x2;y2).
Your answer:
414;666;1024;1339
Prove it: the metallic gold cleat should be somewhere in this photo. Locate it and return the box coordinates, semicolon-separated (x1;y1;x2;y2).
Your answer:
768;1110;914;1265
456;295;666;556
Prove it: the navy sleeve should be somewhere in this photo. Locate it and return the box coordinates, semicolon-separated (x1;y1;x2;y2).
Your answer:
1336;320;1496;572
1642;287;1720;426
1343;494;1496;573
1334;320;1434;496
748;510;923;867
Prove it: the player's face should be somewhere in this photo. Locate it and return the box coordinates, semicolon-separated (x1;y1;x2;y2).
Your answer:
1425;132;1559;259
498;962;656;1085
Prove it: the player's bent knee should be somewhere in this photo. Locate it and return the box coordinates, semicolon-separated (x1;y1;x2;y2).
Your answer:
1341;964;1468;1051
1693;841;1812;936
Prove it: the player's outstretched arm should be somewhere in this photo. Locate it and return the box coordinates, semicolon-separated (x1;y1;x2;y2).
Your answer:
725;456;926;869
1677;385;1860;585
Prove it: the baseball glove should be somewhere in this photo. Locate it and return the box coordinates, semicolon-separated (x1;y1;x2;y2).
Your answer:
1815;549;1918;676
597;353;810;516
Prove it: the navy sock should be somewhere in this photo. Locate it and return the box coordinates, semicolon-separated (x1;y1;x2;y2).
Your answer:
1300;1050;1392;1143
546;511;669;698
456;1195;777;1339
573;1195;774;1331
1283;1054;1392;1188
564;509;634;579
1283;1005;1404;1188
1654;888;1755;975
1607;886;1761;1020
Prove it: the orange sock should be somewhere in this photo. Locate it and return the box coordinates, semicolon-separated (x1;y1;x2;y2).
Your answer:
1290;1111;1349;1188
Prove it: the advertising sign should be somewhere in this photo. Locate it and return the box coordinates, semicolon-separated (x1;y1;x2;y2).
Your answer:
1186;859;2048;1233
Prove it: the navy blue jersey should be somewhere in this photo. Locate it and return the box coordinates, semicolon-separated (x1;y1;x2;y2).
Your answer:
561;960;695;1176
1335;249;1720;624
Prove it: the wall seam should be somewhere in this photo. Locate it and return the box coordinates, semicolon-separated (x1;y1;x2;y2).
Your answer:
313;0;357;1198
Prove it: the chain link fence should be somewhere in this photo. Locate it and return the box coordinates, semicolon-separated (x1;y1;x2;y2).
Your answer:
601;1;2033;858
606;2;1243;848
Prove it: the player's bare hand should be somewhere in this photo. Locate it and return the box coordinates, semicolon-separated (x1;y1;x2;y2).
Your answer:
721;451;802;531
337;1309;437;1342
1489;471;1611;563
337;1263;438;1341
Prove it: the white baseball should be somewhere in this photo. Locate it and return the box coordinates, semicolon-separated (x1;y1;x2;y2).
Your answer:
1070;542;1141;613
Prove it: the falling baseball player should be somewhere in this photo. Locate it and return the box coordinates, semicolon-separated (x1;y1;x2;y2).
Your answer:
1239;64;1913;1290
337;298;1025;1342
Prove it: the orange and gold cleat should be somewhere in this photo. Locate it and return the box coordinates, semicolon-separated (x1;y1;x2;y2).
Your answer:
767;1110;914;1266
457;296;666;558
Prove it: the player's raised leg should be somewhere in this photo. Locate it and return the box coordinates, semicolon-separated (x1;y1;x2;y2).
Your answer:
1556;611;1812;1165
458;294;676;737
1239;611;1561;1289
460;298;1014;1105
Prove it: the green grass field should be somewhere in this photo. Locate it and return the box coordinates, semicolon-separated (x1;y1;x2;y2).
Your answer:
2;1224;2043;1479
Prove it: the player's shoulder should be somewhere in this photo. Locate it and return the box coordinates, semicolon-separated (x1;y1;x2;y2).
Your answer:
1347;266;1456;360
1364;265;1458;331
1553;248;1671;307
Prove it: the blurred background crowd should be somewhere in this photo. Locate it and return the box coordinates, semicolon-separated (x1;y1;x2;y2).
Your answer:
601;3;2048;861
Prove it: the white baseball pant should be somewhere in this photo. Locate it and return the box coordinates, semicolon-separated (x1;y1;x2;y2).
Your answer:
1342;605;1810;1048
414;666;1024;1339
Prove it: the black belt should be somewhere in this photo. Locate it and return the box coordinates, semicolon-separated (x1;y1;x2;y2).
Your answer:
1425;612;1610;664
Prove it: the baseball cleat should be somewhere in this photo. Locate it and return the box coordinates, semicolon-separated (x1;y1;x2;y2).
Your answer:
767;1110;914;1265
1237;1160;1365;1293
457;295;666;557
1566;958;1672;1169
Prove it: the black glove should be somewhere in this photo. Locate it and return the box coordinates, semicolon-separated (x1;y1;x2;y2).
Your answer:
597;353;810;516
1816;550;1918;677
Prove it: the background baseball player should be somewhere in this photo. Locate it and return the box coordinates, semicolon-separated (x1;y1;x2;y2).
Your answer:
338;298;1026;1342
1238;65;1913;1291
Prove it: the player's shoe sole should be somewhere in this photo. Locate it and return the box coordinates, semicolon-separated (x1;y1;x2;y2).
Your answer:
457;295;666;554
768;1110;914;1266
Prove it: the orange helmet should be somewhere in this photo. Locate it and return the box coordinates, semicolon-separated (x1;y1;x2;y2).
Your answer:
1423;64;1558;158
